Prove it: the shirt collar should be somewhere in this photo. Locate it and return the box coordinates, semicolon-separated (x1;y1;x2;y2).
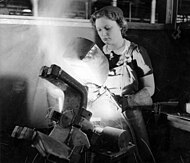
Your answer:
103;39;131;55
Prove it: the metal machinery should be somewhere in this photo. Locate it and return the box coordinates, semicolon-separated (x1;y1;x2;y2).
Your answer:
11;38;134;163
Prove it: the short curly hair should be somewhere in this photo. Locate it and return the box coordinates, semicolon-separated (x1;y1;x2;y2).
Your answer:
90;6;128;37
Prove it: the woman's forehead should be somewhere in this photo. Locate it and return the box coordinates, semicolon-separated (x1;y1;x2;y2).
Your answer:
95;17;117;27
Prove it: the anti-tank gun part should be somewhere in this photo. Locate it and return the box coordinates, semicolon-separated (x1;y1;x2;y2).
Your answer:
40;64;130;153
11;64;131;163
12;64;92;163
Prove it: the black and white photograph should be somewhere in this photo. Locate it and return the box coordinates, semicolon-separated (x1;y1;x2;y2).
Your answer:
0;0;190;163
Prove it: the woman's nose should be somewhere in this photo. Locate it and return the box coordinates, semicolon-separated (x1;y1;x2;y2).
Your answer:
101;29;107;37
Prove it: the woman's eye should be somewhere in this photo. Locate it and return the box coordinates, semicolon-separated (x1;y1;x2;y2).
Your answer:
105;27;111;31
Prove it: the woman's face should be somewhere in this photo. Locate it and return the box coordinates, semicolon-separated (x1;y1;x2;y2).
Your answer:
95;16;123;46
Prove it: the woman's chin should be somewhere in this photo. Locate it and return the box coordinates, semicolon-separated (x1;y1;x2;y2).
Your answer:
103;40;111;45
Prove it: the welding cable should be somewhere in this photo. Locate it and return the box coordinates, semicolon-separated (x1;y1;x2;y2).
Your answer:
123;111;157;163
122;113;144;163
31;153;39;163
140;138;156;163
180;155;185;163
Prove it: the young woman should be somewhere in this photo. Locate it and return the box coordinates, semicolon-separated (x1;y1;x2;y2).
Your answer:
90;6;155;162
